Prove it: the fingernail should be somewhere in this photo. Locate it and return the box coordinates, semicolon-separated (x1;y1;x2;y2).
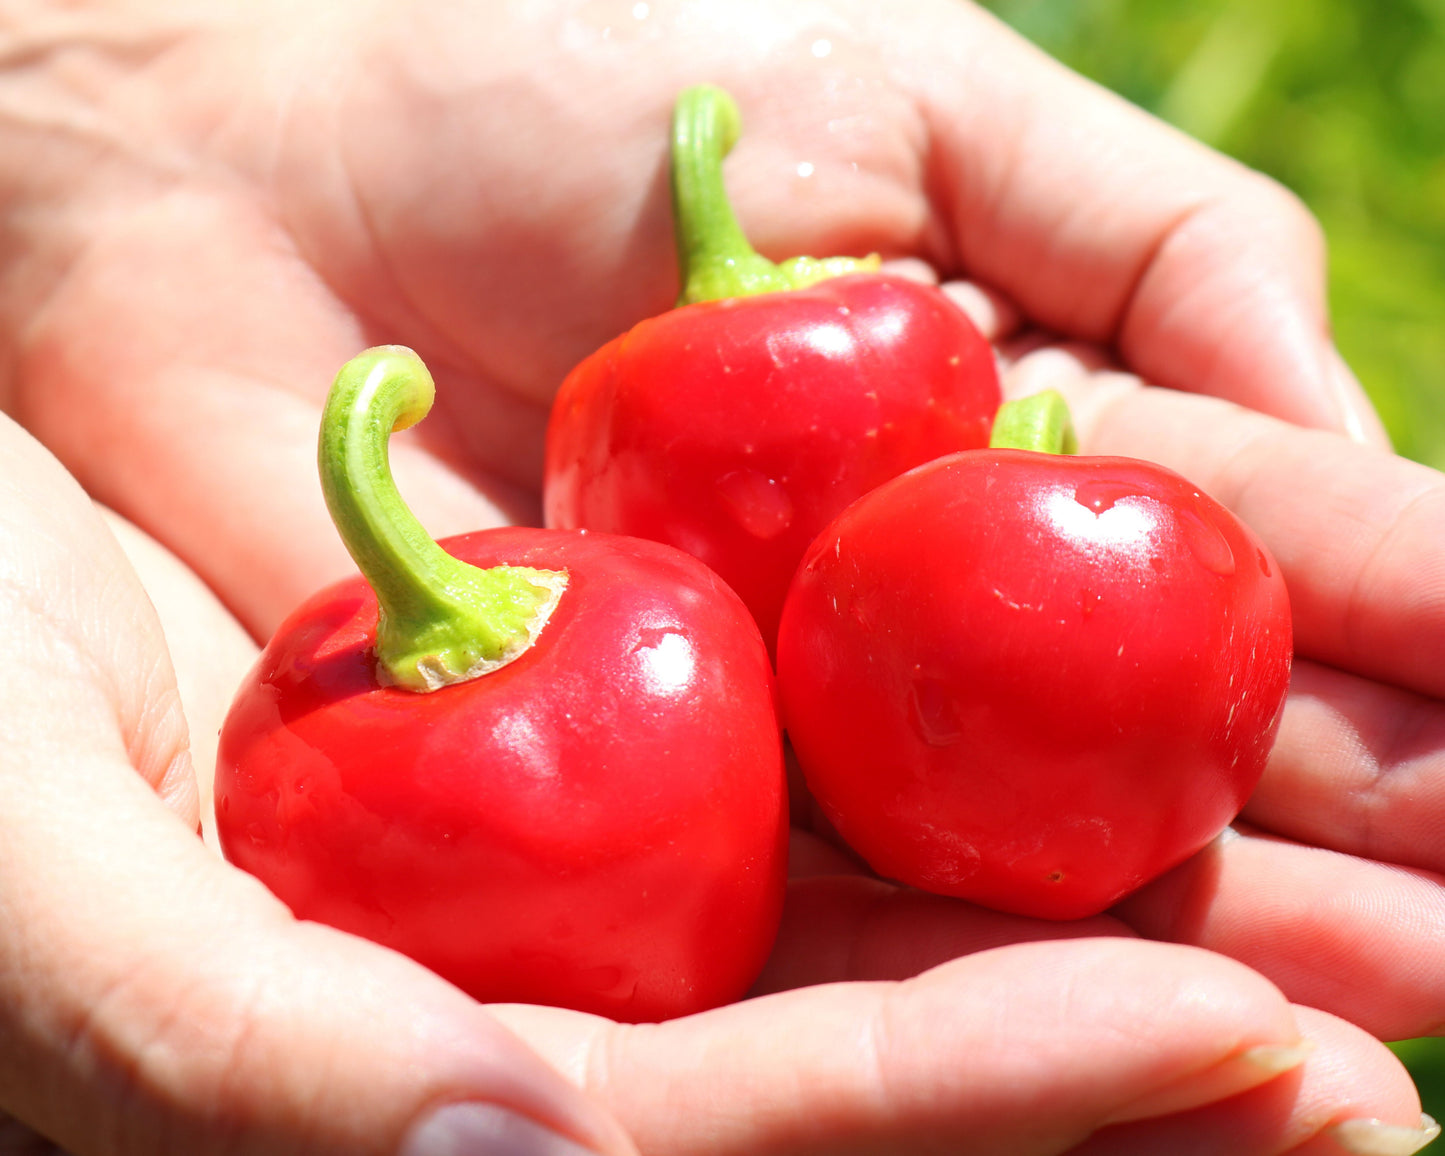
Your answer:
1329;1113;1442;1156
1324;345;1392;449
1239;1040;1315;1073
878;256;939;285
400;1103;607;1156
1103;1038;1313;1124
938;279;1023;343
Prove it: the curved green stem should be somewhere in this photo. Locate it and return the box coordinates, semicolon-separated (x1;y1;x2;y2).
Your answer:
319;346;566;692
671;85;879;305
989;390;1079;455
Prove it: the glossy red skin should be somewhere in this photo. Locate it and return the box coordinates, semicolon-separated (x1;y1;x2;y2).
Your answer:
776;451;1292;920
216;527;787;1022
544;273;1000;646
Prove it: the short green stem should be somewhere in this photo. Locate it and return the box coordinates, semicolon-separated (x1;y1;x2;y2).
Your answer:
989;390;1079;455
671;84;879;305
319;346;566;693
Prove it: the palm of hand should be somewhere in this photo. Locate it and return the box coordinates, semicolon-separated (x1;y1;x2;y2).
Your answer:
11;0;1370;626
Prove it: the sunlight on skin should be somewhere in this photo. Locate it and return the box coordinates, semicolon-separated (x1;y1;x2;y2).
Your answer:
100;507;259;848
0;2;1436;1151
5;0;1386;643
47;270;1440;1156
488;939;1433;1156
0;415;639;1156
801;260;1445;1045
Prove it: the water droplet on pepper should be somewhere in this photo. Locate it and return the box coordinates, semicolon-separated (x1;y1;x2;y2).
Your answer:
911;678;963;747
1176;506;1236;576
716;468;794;539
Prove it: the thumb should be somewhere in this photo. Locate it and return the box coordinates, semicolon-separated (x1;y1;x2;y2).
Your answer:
0;415;635;1156
1;795;637;1156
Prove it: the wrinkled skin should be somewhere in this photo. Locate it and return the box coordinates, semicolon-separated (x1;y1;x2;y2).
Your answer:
1;2;1442;1155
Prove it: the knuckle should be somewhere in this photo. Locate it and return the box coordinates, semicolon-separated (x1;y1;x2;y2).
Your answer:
1238;168;1326;252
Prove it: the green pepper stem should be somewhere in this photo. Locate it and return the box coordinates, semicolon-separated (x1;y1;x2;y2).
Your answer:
671;85;879;305
319;346;566;692
988;390;1079;455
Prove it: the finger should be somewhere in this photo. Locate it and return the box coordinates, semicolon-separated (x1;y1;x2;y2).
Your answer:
1244;659;1445;874
1072;1007;1435;1156
753;871;1133;994
0;418;634;1156
784;826;871;879
1004;349;1445;879
876;255;939;286
878;0;1385;441
100;507;260;846
0;417;197;820
1007;348;1445;700
2;788;636;1156
939;278;1027;345
1114;828;1445;1042
495;938;1311;1156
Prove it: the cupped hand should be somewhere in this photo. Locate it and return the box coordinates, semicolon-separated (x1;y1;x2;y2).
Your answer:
0;0;1383;639
3;414;1426;1156
1;0;1441;1153
948;281;1445;1051
0;414;643;1156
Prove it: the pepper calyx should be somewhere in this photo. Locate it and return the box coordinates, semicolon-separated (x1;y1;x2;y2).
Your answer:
319;345;567;693
374;565;569;693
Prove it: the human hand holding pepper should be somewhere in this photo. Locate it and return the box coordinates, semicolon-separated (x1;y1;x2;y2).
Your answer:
0;0;1442;1153
0;425;1429;1155
0;0;1385;638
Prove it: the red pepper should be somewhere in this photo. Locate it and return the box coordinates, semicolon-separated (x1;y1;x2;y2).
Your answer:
215;347;787;1022
776;392;1292;920
544;85;1000;647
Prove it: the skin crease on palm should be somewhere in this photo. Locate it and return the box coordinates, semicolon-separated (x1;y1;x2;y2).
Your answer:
1;0;1444;1153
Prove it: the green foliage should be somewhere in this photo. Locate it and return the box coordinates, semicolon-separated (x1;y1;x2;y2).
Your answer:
980;0;1445;468
1392;1037;1445;1131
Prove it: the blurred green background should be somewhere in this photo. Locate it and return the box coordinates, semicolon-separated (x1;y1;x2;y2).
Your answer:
978;0;1445;1125
979;0;1445;470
